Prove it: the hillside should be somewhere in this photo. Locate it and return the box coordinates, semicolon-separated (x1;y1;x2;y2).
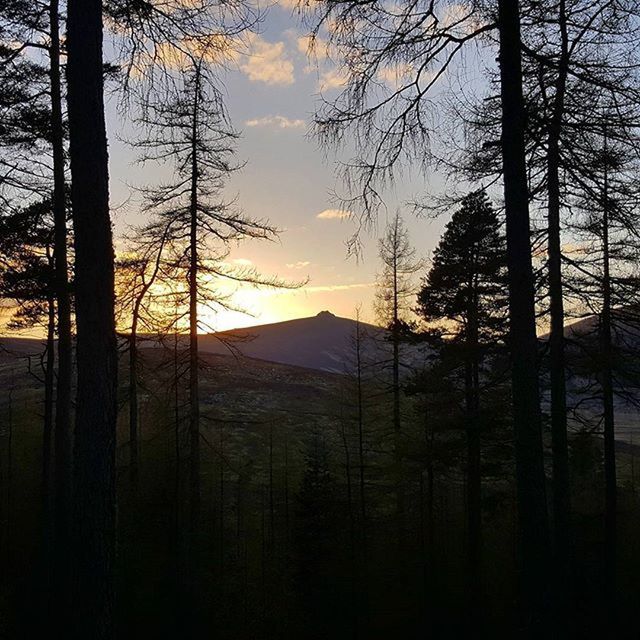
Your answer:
197;310;389;373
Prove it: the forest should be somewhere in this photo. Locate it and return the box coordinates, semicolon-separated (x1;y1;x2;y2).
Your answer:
2;0;640;638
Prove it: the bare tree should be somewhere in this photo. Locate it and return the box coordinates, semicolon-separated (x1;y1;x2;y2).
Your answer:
375;212;421;534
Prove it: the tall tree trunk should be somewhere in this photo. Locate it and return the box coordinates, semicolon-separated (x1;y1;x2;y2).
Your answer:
497;0;551;629
49;0;74;616
546;0;572;585
601;129;616;621
188;67;201;532
187;65;202;636
49;0;73;563
66;0;117;636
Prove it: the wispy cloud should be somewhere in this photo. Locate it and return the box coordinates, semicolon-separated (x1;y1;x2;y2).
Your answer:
304;283;372;293
316;208;352;220
377;62;417;88
275;0;300;9
239;34;294;86
245;115;305;129
318;67;347;91
297;34;329;60
286;260;311;269
232;258;253;266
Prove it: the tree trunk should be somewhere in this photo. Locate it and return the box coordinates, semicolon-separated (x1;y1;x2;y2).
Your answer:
601;130;616;621
50;0;74;620
188;67;201;532
66;0;117;636
187;65;202;636
497;0;551;629
546;0;572;585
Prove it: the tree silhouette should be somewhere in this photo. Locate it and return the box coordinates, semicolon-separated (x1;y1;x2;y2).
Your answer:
66;0;117;636
417;189;507;613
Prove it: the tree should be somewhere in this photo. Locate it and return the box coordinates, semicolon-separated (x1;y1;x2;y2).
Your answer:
128;54;292;629
0;200;56;515
115;233;168;484
0;5;74;622
375;213;421;442
375;213;421;535
497;0;551;626
564;116;640;623
48;0;73;571
416;189;508;610
459;1;640;582
135;59;278;510
66;0;118;636
306;0;552;625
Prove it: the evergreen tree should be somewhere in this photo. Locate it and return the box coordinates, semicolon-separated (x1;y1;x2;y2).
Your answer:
416;189;508;612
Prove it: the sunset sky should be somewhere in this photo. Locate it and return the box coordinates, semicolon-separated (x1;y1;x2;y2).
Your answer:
104;0;459;332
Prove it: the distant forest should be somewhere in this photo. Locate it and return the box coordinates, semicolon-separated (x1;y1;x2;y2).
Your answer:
2;0;640;639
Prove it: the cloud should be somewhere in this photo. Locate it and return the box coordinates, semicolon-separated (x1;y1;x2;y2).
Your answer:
232;258;253;266
297;34;328;60
275;0;300;9
239;34;294;86
286;261;311;269
318;67;347;91
316;208;352;220
245;115;305;129
303;283;372;293
377;63;417;88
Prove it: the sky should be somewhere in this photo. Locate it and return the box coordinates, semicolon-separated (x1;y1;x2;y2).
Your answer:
102;0;460;333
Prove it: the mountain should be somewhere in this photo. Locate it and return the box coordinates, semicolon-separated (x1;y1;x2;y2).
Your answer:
0;311;417;376
196;310;389;373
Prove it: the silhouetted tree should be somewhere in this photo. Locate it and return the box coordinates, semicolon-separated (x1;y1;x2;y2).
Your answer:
66;0;118;636
0;200;56;513
375;213;421;531
305;2;552;623
564;118;640;623
458;2;640;582
497;0;551;626
416;189;508;610
48;1;73;571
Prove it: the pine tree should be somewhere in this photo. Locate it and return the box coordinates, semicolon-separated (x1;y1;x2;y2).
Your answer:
416;189;508;611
